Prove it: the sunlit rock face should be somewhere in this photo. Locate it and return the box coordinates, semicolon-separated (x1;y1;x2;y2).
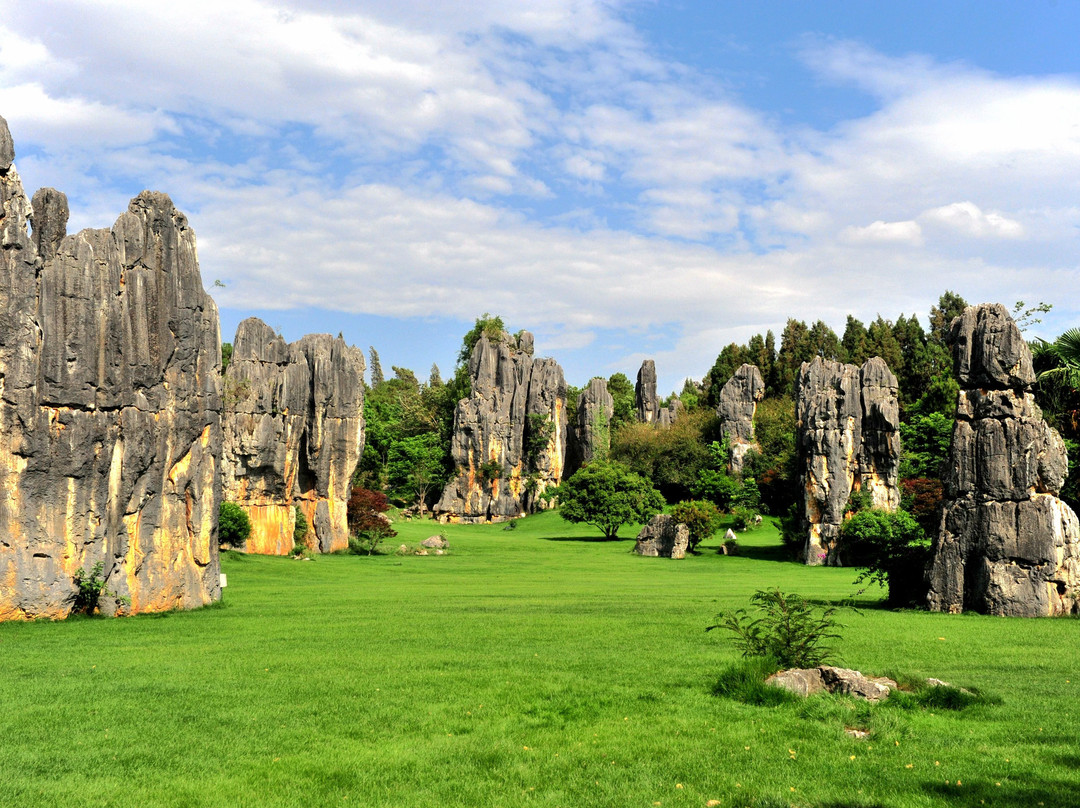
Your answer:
635;359;659;424
927;303;1080;617
221;318;365;555
434;331;567;523
0;115;223;619
717;363;765;475
566;377;614;477
795;356;901;566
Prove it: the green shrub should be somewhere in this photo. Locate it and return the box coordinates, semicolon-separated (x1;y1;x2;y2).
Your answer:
219;502;252;548
730;505;759;531
708;589;841;669
840;507;931;606
671;499;722;552
72;561;107;615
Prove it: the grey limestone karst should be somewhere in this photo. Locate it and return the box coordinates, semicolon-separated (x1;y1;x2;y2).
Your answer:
566;376;614;476
635;359;659;424
795;356;901;565
434;330;567;523
717;363;765;475
0;114;223;620
221;318;365;555
926;303;1080;616
633;513;689;559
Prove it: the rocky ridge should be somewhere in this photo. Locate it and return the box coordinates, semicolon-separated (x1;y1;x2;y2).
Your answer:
926;303;1080;616
221;318;365;555
795;356;901;565
0;115;222;619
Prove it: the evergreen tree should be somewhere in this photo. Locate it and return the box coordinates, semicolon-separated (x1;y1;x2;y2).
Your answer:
928;291;968;346
429;363;443;387
840;316;870;365
369;346;385;387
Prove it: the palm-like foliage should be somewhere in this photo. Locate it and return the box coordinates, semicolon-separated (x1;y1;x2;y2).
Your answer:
1032;328;1080;389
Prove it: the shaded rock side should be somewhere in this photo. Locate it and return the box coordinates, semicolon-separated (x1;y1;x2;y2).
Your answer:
635;359;660;423
221;318;365;555
434;331;567;523
796;356;901;565
566;377;614;476
0;119;223;619
927;304;1080;617
633;514;689;559
717;363;765;475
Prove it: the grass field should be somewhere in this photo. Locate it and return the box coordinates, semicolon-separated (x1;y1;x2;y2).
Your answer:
2;512;1077;807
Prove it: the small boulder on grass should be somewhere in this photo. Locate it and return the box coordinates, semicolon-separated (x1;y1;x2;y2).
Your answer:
765;666;898;702
421;535;448;550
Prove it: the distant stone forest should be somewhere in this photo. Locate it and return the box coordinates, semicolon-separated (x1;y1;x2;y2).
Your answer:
1;115;1077;622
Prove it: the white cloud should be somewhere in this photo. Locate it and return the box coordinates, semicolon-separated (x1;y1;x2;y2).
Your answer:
919;201;1024;239
841;219;923;245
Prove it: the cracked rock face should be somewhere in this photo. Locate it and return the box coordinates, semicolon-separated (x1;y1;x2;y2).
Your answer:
927;303;1080;616
434;331;567;523
566;377;614;476
633;513;689;559
717;363;765;475
635;360;659;424
0;117;223;619
795;356;901;565
221;318;365;555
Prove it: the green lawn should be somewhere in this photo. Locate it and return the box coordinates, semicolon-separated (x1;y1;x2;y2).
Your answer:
2;513;1077;807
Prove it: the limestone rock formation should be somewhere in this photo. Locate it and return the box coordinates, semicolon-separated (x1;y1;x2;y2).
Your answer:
635;360;660;423
0;117;223;619
221;318;365;555
796;356;901;565
566;377;614;475
927;303;1080;616
717;363;765;474
434;330;567;522
633;513;689;559
767;667;896;702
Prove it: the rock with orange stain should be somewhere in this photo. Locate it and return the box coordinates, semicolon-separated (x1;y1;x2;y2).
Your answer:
717;363;765;475
928;304;1080;616
795;356;901;566
221;318;365;554
434;330;567;523
0;114;222;620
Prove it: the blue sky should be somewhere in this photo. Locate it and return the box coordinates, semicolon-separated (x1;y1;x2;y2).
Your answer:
3;0;1080;395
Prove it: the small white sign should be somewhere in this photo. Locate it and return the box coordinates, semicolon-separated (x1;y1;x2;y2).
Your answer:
220;573;228;588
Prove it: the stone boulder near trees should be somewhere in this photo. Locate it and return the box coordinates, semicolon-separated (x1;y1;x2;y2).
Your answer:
633;514;690;559
0;115;223;619
434;330;567;522
221;318;366;555
717;363;765;474
795;356;901;565
927;303;1080;616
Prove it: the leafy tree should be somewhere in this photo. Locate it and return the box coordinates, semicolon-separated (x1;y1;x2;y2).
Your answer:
841;508;930;607
671;499;723;552
704;343;749;406
929;290;968;346
899;411;953;479
840;316;870;365
866;315;903;374
219;502;251;548
429;363;443;387
293;507;309;547
551;460;664;540
611;409;719;501
368;346;384;387
387;432;448;513
607;372;636;430
221;342;233;373
347;487;397;555
775;318;813;395
1012;300;1052;331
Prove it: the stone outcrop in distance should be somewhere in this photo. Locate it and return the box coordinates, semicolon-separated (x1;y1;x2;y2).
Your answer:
635;359;660;424
566;377;614;476
434;330;567;523
717;363;765;475
796;356;901;565
927;303;1080;616
633;513;689;559
0;115;223;619
221;318;365;555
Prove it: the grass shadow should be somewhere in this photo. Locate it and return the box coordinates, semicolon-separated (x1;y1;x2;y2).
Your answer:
726;542;798;563
539;535;627;543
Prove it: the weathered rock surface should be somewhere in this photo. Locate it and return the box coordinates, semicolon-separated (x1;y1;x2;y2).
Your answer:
434;331;567;523
420;535;448;550
221;318;365;555
766;667;896;702
717;363;765;474
30;187;68;263
566;377;614;476
796;356;901;565
635;360;660;424
927;304;1080;616
0;118;223;619
633;513;689;559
